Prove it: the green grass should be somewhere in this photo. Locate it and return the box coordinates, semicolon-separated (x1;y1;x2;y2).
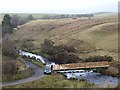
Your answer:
3;74;96;88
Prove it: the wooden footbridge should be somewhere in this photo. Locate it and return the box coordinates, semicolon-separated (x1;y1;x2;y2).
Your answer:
52;61;111;71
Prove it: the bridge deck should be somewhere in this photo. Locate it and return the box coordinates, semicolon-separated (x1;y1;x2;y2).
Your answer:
53;61;110;71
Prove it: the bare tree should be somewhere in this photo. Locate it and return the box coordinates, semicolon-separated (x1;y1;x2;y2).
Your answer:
11;14;20;28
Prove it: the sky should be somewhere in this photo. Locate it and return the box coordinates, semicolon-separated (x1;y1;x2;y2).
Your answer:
0;0;119;14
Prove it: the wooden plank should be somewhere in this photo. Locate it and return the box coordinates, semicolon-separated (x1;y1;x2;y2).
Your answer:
52;61;110;70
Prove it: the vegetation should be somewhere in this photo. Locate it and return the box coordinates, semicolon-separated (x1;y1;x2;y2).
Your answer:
84;55;113;62
1;14;35;82
100;61;120;77
2;36;18;58
11;14;20;28
100;67;119;77
41;39;80;64
3;13;118;85
0;13;94;20
2;60;18;75
2;14;34;37
2;14;13;36
2;34;34;82
11;14;34;26
4;74;96;88
10;14;118;59
42;14;94;19
2;56;34;82
21;39;35;52
2;68;33;82
110;61;120;67
2;59;33;82
41;39;113;64
26;58;45;68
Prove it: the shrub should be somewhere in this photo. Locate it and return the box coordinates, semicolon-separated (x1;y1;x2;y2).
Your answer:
2;67;33;82
49;52;80;64
2;61;18;74
2;36;18;58
84;55;113;62
21;39;34;52
41;39;80;64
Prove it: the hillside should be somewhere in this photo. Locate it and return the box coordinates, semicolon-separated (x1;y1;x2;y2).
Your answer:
11;14;118;60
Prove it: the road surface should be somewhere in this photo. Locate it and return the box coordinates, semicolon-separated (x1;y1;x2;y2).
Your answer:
0;59;46;87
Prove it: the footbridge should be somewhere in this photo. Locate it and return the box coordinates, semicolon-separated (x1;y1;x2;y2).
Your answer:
52;61;111;71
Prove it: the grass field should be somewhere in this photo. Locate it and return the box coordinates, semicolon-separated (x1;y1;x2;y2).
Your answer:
3;74;96;88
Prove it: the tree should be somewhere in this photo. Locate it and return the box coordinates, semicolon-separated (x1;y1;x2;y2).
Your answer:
2;14;11;26
11;14;20;28
43;15;49;19
21;39;34;52
41;39;54;54
2;35;18;58
27;15;34;21
2;14;13;36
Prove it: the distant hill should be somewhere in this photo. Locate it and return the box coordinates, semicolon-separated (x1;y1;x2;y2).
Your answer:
11;14;118;60
92;12;117;16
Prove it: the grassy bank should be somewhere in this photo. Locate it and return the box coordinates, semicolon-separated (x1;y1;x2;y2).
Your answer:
2;68;33;82
26;58;45;68
2;57;34;82
4;74;96;88
100;61;120;78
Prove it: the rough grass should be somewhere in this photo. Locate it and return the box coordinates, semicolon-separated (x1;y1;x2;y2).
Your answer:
3;74;96;88
11;15;118;67
2;68;33;82
2;56;26;69
2;56;33;82
26;58;45;68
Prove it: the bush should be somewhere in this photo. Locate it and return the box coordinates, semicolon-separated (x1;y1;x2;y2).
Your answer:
2;36;18;58
100;67;119;77
41;39;80;64
49;52;80;64
21;39;35;52
2;61;18;74
2;68;33;82
84;55;113;62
